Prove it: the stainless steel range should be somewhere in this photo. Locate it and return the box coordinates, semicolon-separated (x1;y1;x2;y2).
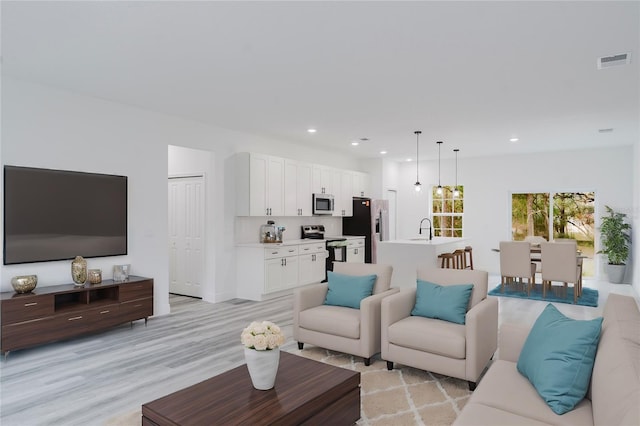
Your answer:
301;225;346;282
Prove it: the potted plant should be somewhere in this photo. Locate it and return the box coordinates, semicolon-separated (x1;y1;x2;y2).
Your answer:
597;205;631;283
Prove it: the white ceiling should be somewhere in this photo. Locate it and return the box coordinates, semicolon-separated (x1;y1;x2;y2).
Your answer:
2;1;638;161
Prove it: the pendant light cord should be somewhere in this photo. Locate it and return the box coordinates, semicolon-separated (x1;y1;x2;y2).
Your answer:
437;141;443;187
415;131;421;182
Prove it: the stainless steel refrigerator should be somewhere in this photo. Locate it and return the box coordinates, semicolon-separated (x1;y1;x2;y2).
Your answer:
342;197;389;263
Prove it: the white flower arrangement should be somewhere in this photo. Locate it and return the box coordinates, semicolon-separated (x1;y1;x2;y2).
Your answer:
241;320;285;351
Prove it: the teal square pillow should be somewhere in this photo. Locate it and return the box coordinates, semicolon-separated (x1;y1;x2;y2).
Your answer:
517;304;603;415
411;280;473;325
324;271;377;309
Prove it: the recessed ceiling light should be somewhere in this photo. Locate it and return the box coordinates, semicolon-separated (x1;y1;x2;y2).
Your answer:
407;158;413;162
351;141;359;146
509;137;519;142
307;128;317;134
380;150;387;155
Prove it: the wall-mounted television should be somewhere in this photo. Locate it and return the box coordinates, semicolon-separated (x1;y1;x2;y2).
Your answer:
3;166;128;265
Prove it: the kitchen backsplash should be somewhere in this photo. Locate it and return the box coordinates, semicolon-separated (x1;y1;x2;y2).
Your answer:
235;216;343;243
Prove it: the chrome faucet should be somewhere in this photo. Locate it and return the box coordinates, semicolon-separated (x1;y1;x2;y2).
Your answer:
419;218;433;240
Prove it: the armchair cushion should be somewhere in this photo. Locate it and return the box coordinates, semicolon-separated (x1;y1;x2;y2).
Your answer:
298;304;361;339
388;315;466;359
411;280;473;325
324;271;376;309
517;303;603;415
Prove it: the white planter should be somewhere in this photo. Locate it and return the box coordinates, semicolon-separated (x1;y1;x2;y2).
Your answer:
606;264;626;284
244;347;280;390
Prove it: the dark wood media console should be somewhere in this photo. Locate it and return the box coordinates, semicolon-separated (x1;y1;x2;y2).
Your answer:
1;276;153;354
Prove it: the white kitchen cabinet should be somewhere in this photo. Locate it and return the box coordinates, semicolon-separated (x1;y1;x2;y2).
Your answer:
235;153;284;216
237;243;326;301
312;164;334;195
284;160;313;216
346;238;366;263
265;254;299;292
353;171;370;197
333;169;354;217
298;242;327;285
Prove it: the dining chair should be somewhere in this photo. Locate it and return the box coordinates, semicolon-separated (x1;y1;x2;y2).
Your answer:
524;236;546;272
499;241;537;295
540;241;582;303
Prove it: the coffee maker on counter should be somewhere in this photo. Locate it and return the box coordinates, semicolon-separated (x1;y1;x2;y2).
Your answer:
260;220;285;243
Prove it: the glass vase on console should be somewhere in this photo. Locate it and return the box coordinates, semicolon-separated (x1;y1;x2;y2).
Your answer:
71;256;87;286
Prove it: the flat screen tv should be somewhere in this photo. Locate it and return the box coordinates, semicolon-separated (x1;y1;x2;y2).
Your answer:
3;165;128;265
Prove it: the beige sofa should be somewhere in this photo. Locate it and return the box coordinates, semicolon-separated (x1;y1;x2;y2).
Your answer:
454;293;640;426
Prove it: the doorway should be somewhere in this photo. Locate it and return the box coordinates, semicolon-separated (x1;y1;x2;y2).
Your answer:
386;189;397;241
168;175;205;298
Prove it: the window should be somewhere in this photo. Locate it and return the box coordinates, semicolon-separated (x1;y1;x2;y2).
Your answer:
432;185;464;237
511;191;595;276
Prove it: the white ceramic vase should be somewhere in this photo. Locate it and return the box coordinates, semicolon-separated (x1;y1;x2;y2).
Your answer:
244;347;280;390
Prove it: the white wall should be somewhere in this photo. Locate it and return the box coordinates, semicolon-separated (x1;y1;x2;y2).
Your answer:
1;78;366;309
633;140;639;294
394;146;634;282
2;78;172;314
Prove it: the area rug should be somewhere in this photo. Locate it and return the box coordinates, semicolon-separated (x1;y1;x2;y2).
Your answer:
104;346;472;426
488;282;598;307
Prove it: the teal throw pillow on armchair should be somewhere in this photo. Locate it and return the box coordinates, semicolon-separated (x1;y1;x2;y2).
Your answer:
517;303;603;415
411;280;473;325
324;271;377;309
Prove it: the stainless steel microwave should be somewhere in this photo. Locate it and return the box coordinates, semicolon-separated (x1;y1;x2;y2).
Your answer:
312;193;335;215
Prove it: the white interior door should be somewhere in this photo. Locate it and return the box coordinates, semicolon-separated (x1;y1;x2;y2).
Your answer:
168;176;205;298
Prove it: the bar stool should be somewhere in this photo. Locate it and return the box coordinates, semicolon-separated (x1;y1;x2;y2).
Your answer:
464;246;474;270
452;249;466;269
438;252;456;268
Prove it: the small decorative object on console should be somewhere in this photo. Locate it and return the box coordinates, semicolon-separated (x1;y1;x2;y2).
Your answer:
10;275;38;294
88;269;102;284
71;256;87;285
113;264;130;281
241;320;285;390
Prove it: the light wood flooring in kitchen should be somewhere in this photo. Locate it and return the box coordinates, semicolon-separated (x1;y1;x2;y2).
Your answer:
0;275;637;426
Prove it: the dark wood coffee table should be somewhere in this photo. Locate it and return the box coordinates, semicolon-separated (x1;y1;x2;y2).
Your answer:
142;351;361;425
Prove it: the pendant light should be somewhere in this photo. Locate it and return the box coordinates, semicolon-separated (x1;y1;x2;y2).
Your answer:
453;148;460;198
436;141;443;195
414;131;422;191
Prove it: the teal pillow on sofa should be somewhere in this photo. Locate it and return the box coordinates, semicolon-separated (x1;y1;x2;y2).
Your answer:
411;280;473;325
324;271;377;309
517;303;603;415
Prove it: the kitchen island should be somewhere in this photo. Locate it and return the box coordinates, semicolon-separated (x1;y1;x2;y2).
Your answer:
377;237;468;288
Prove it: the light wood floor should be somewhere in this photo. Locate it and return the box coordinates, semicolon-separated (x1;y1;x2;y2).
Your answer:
0;275;637;426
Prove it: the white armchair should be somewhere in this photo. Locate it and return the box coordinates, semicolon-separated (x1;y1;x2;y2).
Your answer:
381;268;498;390
293;263;397;365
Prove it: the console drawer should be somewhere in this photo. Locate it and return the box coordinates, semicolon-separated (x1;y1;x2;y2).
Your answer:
120;298;153;322
120;280;153;302
1;295;54;324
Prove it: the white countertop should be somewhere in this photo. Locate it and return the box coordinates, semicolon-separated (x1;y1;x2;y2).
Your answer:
380;237;464;245
236;235;365;248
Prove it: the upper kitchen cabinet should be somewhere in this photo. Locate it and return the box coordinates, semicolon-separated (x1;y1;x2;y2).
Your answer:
352;171;370;197
235;153;284;216
333;169;354;217
284;160;313;216
312;164;334;195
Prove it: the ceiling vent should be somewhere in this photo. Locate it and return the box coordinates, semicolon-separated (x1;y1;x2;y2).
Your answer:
597;53;631;69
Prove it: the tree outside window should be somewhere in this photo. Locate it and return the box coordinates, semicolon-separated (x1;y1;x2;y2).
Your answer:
432;186;464;237
511;192;595;276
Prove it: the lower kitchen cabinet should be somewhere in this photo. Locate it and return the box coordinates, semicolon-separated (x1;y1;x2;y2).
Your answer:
346;238;366;263
237;242;327;301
